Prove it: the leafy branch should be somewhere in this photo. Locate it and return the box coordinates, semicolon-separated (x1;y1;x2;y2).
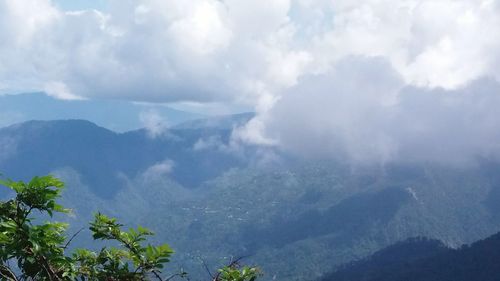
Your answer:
0;175;260;281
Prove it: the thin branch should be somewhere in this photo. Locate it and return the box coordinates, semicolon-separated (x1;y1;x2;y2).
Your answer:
165;269;188;281
39;261;55;281
38;252;62;281
229;255;251;267
0;271;13;281
165;273;179;281
134;265;143;274
63;227;85;249
0;264;19;281
152;270;164;281
20;206;33;226
199;257;214;279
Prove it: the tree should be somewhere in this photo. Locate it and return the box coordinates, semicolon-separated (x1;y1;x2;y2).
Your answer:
0;175;260;281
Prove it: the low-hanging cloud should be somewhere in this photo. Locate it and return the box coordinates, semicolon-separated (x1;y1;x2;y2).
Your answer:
139;109;170;138
254;57;500;165
2;0;500;164
141;159;175;182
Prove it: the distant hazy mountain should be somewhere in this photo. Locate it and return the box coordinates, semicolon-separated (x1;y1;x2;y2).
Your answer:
2;118;500;280
0;92;203;131
0;118;248;197
173;112;254;130
320;231;500;281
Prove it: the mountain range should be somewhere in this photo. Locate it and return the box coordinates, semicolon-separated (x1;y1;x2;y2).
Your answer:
320;231;500;281
1;116;500;280
0;92;203;131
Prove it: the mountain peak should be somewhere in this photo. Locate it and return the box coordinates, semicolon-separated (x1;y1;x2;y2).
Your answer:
2;119;116;135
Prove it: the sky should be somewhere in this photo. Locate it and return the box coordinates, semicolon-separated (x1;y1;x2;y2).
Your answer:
52;0;108;11
1;0;500;165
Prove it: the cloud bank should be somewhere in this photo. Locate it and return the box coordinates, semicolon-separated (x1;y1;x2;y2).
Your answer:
261;58;500;165
1;0;500;164
139;109;170;138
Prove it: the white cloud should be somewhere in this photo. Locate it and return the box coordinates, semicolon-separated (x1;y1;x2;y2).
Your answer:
193;135;223;151
253;57;500;165
0;0;308;104
0;0;59;44
1;0;499;101
139;109;169;138
44;81;86;100
167;1;232;55
141;159;174;181
1;0;500;164
254;57;404;163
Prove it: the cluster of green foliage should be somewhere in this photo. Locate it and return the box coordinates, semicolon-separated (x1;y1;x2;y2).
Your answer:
0;175;260;281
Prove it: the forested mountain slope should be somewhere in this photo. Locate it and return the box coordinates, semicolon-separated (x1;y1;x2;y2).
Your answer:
2;118;500;280
0;119;247;197
320;232;500;281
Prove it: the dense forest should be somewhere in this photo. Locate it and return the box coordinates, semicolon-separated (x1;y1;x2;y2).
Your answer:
2;119;500;280
320;232;500;281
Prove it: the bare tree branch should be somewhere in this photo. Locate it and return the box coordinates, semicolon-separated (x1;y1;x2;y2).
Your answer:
199;257;214;279
63;227;85;249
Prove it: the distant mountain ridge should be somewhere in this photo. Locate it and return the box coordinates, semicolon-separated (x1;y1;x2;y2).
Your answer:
0;117;250;197
2;117;500;280
0;92;204;131
173;112;254;130
320;231;500;281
